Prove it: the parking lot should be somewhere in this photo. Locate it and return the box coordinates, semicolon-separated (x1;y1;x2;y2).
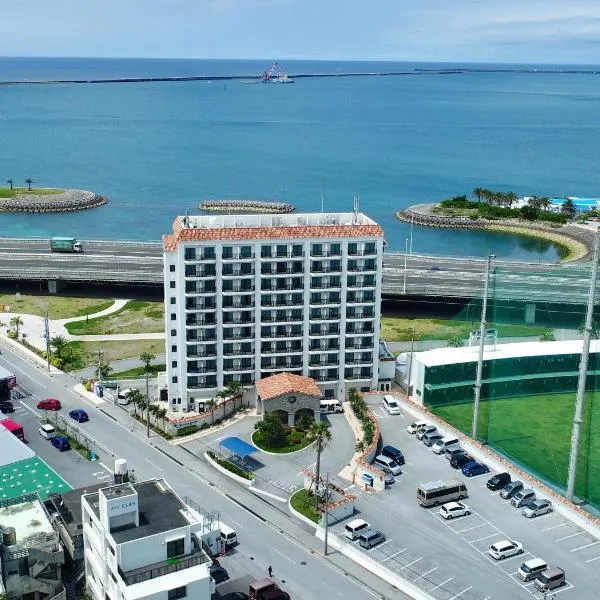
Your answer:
342;396;600;600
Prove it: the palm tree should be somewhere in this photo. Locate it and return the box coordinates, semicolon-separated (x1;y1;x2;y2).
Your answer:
9;316;23;338
139;351;156;373
226;380;242;397
562;199;576;218
24;178;33;191
157;407;168;431
472;187;484;203
207;398;217;425
50;335;68;358
505;191;518;209
96;362;112;380
355;439;367;453
6;179;13;191
527;195;541;210
540;197;551;211
306;421;332;508
480;189;494;205
216;388;230;419
125;389;144;416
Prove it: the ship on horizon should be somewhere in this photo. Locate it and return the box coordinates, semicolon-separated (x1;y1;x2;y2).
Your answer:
261;62;294;84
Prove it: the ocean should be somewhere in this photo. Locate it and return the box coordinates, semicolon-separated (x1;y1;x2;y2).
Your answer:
1;57;600;261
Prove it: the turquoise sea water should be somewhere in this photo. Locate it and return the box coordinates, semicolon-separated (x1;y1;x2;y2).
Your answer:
1;57;600;260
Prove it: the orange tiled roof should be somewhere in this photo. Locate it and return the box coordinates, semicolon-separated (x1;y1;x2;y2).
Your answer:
256;372;322;401
163;217;383;251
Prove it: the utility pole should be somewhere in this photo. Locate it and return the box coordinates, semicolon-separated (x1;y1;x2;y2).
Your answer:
406;326;416;397
566;229;600;501
409;213;414;254
44;311;51;371
403;238;408;294
145;372;150;438
95;350;104;380
472;253;495;440
324;472;330;556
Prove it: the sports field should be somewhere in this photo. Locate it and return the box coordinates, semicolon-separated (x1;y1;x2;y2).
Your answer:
431;392;600;510
0;456;72;500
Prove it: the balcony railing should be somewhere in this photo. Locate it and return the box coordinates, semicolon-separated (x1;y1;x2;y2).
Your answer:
119;551;209;586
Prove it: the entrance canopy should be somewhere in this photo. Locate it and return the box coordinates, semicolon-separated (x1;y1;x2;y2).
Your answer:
219;436;257;459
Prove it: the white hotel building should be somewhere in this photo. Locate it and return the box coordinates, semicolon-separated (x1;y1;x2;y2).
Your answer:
162;212;385;411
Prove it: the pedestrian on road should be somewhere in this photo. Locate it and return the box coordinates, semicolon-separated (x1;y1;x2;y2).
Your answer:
268;565;273;578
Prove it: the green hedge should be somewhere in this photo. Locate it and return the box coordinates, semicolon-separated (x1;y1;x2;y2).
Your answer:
176;425;199;437
207;450;254;480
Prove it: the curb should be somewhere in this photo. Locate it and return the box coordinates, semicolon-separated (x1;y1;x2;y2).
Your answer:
288;492;320;527
251;431;315;456
204;451;255;488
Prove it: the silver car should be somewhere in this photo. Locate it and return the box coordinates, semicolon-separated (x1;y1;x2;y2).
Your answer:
522;499;553;518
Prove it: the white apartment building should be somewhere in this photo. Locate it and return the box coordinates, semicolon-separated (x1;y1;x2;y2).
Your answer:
163;212;385;411
82;479;213;600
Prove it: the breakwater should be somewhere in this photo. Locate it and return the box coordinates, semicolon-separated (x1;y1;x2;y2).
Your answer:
0;189;107;213
397;203;594;262
199;199;295;214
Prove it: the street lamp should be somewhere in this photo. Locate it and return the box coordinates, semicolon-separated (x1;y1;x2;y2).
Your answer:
403;238;408;294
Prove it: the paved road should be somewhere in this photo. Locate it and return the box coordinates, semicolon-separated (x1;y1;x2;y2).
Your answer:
0;237;597;302
0;344;408;600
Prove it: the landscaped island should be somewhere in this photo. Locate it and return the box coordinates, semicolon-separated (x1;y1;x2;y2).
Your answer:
199;199;295;214
0;187;107;212
397;188;595;262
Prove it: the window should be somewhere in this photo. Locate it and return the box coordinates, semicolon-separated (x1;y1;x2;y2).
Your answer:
170;329;176;336
169;264;176;272
170;281;176;289
172;360;177;368
170;297;176;304
171;313;176;320
171;345;177;352
167;537;185;558
172;376;178;383
168;586;187;600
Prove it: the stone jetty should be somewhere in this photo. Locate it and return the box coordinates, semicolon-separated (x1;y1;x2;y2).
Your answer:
0;189;107;213
199;199;295;214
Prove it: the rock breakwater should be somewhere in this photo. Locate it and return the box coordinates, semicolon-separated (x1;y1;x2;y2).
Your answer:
199;199;295;214
0;189;107;213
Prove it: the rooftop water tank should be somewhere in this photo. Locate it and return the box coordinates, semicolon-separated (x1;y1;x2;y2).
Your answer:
3;527;16;546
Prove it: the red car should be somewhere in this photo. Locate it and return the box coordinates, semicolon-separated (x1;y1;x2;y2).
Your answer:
37;398;62;411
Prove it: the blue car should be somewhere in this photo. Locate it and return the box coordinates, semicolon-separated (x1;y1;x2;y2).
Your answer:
69;409;89;423
462;460;490;477
50;436;71;452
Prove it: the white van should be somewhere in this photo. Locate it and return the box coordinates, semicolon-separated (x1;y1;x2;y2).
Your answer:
320;400;343;414
220;523;238;549
382;395;400;415
344;518;370;540
117;388;135;405
39;424;56;439
373;455;402;476
407;421;428;434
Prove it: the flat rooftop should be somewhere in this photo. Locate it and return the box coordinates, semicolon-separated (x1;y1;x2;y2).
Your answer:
183;212;378;229
85;479;190;544
0;423;35;467
0;456;71;500
48;482;105;534
0;494;54;545
417;339;599;368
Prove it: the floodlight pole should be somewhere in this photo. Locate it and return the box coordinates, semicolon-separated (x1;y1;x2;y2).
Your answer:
472;253;495;440
566;229;600;501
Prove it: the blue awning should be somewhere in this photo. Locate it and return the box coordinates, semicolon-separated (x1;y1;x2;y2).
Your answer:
219;436;258;459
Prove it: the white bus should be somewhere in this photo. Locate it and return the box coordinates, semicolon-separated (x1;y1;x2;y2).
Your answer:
417;479;467;507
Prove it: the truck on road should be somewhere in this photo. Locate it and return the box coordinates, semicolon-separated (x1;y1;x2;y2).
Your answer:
50;237;83;253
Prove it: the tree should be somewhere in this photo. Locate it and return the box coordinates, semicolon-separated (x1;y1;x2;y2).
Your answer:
215;389;229;419
125;389;144;416
9;315;23;338
206;398;217;425
561;199;576;218
254;413;284;448
472;187;484;203
96;362;112;380
157;407;168;430
505;191;518;209
24;178;33;191
355;439;367;453
50;335;68;358
139;351;156;373
540;197;551;211
578;320;600;338
480;189;494;205
540;330;556;342
225;380;242;397
447;335;464;348
296;413;314;432
306;420;332;508
6;179;13;191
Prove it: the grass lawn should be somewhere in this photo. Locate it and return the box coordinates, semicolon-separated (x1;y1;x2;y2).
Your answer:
252;429;313;453
111;364;166;378
380;316;550;343
63;339;166;371
64;300;164;335
290;489;320;523
0;294;114;319
431;393;600;508
0;187;63;198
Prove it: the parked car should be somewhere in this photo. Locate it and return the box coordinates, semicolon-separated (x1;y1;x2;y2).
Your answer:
344;519;370;541
511;489;536;508
518;558;548;582
500;480;524;499
0;401;14;414
382;395;400;415
450;454;473;469
358;529;386;549
432;437;459;454
462;460;490;477
407;421;428;435
488;539;524;560
37;398;61;411
384;472;395;486
416;426;437;441
445;445;466;461
487;472;511;491
117;388;135;405
209;564;229;584
373;455;402;476
439;501;470;520
522;499;553;518
423;432;443;447
69;409;89;423
381;444;405;466
39;424;56;439
50;436;71;452
534;567;566;591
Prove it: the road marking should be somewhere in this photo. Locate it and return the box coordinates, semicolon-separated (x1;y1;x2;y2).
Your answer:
413;566;438;581
448;586;472;600
585;555;600;563
382;548;407;562
571;540;600;552
375;539;392;550
145;457;163;471
554;531;584;542
227;518;245;529
272;548;295;563
430;576;454;591
469;532;501;543
19;401;38;416
98;462;113;474
399;556;422;570
542;522;567;532
457;523;488;533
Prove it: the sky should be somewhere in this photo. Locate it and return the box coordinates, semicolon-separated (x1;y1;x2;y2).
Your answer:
2;0;600;64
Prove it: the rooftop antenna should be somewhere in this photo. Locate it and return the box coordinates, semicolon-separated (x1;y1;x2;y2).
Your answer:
353;194;360;223
183;209;189;227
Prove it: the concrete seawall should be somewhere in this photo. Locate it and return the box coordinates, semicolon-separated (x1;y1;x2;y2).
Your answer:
0;189;107;213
